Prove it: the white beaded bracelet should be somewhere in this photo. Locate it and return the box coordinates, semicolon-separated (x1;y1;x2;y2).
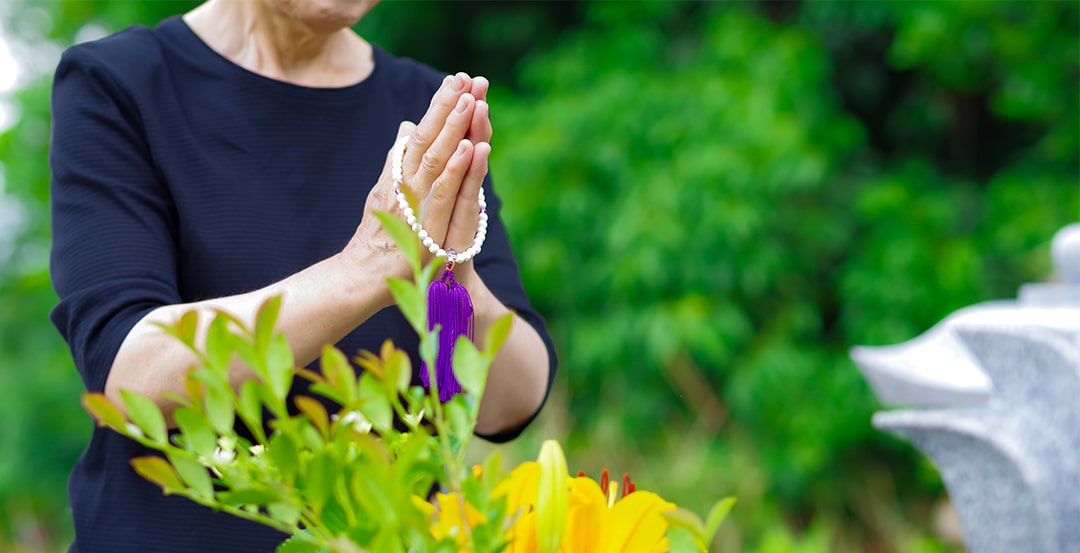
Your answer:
390;135;487;263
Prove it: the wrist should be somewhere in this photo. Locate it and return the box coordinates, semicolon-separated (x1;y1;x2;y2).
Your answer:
332;248;395;311
456;264;509;324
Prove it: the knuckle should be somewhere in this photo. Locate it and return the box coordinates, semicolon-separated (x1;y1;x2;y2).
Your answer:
430;180;448;202
410;127;432;149
436;91;458;110
419;150;442;175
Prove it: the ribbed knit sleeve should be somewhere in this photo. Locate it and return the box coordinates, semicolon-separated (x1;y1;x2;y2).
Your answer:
49;47;181;393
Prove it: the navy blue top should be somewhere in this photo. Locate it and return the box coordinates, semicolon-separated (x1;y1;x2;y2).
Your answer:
49;16;555;553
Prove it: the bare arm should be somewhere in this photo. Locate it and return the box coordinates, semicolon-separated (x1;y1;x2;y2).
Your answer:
459;268;551;437
106;75;479;416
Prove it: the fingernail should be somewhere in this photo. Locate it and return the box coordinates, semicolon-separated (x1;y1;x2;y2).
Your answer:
455;140;468;156
451;75;464;91
456;95;470;113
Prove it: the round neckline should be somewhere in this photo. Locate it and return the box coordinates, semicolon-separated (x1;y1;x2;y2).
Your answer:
160;15;383;101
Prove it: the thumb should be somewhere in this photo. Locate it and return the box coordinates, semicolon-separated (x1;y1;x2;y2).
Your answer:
380;121;417;182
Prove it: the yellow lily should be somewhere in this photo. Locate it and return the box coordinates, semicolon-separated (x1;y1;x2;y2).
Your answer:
419;440;675;553
497;442;676;553
412;492;486;551
558;475;674;553
495;461;541;553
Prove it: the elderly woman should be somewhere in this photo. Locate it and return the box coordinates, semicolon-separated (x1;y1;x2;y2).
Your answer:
48;0;555;551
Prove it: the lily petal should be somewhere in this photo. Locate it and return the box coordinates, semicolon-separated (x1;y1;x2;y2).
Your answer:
560;477;607;553
606;491;675;553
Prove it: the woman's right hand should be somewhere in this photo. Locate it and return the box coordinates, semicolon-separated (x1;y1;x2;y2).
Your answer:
344;73;491;304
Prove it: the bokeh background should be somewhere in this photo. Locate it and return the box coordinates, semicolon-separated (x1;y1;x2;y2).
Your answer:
0;1;1076;551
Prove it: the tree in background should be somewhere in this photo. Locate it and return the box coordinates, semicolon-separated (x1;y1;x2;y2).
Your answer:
0;1;1075;551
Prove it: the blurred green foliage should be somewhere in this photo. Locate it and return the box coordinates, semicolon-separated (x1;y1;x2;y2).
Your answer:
0;1;1076;552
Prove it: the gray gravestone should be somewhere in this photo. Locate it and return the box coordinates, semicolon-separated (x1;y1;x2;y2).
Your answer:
851;224;1080;553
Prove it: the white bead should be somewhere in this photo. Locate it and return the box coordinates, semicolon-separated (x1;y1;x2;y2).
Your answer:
406;215;417;226
418;229;428;240
411;223;422;232
429;244;440;254
422;237;434;248
436;248;446;258
479;213;488;223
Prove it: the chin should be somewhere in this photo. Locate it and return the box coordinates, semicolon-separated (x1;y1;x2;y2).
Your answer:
276;0;381;31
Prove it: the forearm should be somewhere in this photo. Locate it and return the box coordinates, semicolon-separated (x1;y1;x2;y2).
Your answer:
462;270;551;437
105;251;392;416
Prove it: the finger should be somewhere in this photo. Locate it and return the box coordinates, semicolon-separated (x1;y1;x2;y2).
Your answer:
371;121;417;211
422;139;474;250
403;74;468;182
456;72;475;98
413;93;475;206
469;76;489;101
467;99;492;144
444;141;490;256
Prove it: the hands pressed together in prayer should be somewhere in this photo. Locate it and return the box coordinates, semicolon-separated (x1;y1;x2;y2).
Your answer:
348;72;494;291
107;72;546;437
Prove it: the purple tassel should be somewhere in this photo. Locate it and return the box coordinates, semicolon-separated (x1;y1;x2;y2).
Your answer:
421;268;474;402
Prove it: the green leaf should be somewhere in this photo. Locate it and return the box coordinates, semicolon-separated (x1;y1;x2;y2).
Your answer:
704;496;737;540
327;536;367;553
375;211;420;273
357;373;393;433
205;312;234;373
174;407;217;457
120;390;167;444
304;452;337;516
81;393;127;432
268;503;302;528
167;452;214;501
130;456;185;493
387;277;425;333
451;336;487;398
667;527;703;553
321;498;351;535
219;487;282;506
266;334;295;402
444;397;470;443
269;434;299;483
484;313;514;356
481;449;503;497
320;346;357;405
184;372;206;410
276;535;324;553
204;383;236;435
295;396;330;438
255;295;283;350
237;379;264;432
384;348;412;394
176;309;199;348
233;339;265;382
350;468;396;526
662;507;707;547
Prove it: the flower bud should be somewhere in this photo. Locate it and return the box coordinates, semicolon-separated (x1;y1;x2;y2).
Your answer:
536;440;568;553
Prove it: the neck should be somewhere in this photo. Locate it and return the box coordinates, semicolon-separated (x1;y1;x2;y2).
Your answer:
184;0;373;88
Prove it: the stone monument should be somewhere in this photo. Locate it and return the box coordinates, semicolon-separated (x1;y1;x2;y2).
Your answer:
852;223;1080;553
